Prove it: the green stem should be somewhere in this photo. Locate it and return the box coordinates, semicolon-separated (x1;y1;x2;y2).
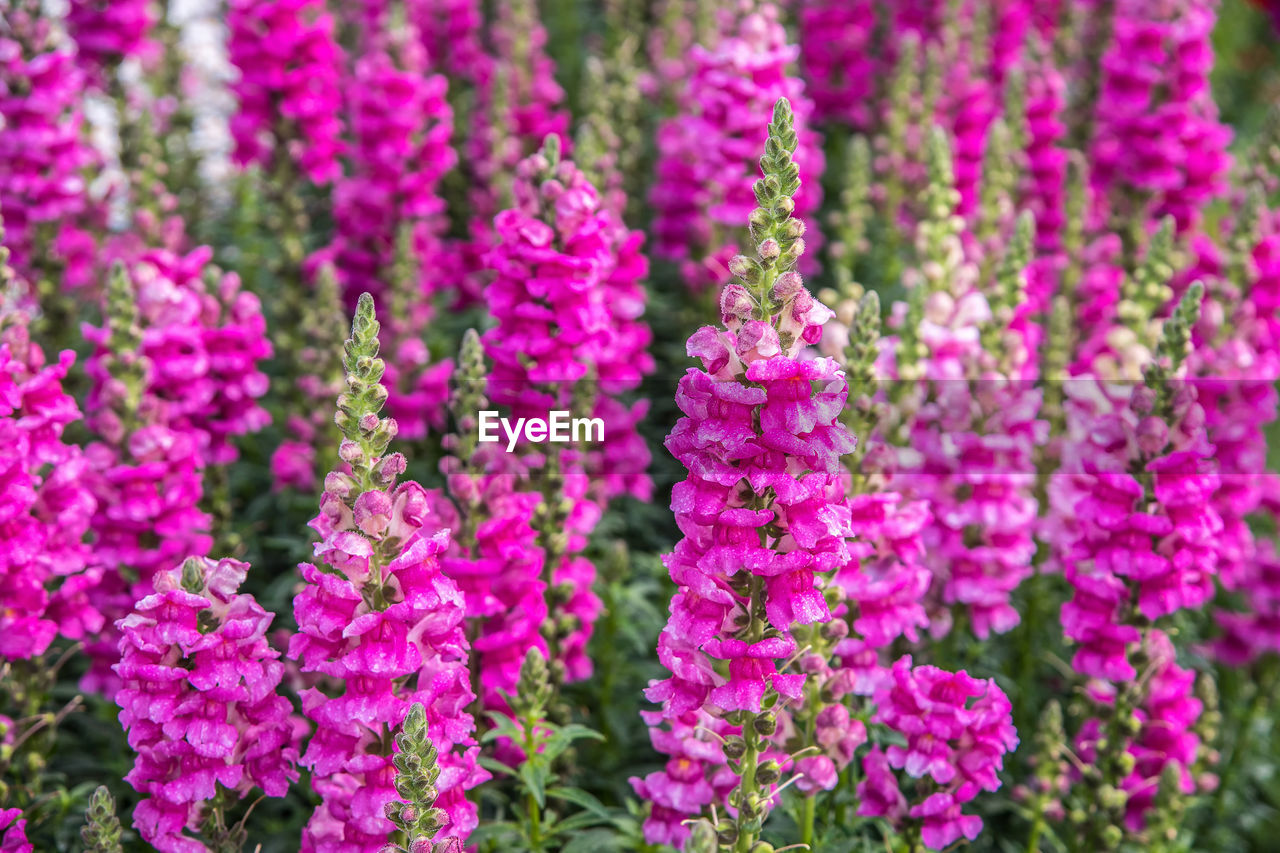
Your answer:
1025;800;1045;853
735;722;761;853
801;794;817;849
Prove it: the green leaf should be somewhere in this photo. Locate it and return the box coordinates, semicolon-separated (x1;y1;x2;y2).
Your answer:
546;786;611;820
541;723;604;762
465;820;523;848
560;828;627;853
546;811;613;837
517;761;552;809
477;756;515;778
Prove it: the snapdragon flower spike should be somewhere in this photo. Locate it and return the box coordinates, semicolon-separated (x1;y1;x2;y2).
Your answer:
431;331;547;711
227;0;345;184
64;0;157;85
482;138;659;677
87;247;274;467
857;658;1018;851
1058;284;1220;682
893;130;1045;638
637;98;854;850
289;294;485;852
329;43;455;308
1071;631;1203;835
114;556;300;853
452;0;568;306
0;7;98;285
651;3;824;290
326;39;457;440
82;265;212;697
0;267;98;659
796;0;878;129
407;0;489;88
1087;0;1232;235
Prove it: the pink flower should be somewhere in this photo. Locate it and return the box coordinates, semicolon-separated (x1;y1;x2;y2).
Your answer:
291;300;485;850
640;113;851;835
1088;0;1231;234
0;12;98;285
796;0;878;129
0;807;30;853
650;4;824;289
862;658;1017;850
115;557;300;853
857;747;908;821
228;0;345;184
0;317;98;660
65;0;157;83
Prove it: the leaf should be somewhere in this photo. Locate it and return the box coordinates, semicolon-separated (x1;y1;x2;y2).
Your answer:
560;828;627;853
546;786;611;821
465;820;522;848
518;761;552;809
546;811;613;837
541;723;605;761
477;756;515;778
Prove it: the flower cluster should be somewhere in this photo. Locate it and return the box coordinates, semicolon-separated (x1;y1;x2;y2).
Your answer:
1088;0;1232;234
227;0;345;184
0;305;98;660
1058;288;1219;683
651;3;824;289
451;0;568;305
638;98;853;848
859;659;1018;850
289;294;485;852
409;0;489;87
888;133;1045;639
115;556;299;853
429;332;548;710
80;266;213;696
0;9;98;285
64;0;157;83
326;40;457;440
485;140;653;503
109;247;273;466
475;140;657;687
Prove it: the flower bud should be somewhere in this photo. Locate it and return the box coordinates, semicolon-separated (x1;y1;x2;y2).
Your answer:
759;239;781;260
753;713;778;736
338;439;363;464
721;283;756;320
1135;416;1169;454
756;759;781;786
770;271;804;302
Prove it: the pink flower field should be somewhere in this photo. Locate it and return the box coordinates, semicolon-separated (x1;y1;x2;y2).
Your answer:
2;1;1280;851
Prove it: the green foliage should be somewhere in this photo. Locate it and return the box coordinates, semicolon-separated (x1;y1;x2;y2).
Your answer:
472;650;627;853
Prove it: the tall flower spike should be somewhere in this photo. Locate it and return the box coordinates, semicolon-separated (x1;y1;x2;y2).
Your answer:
431;328;548;714
651;5;824;290
635;97;853;849
291;293;484;852
335;293;396;493
0;257;98;660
